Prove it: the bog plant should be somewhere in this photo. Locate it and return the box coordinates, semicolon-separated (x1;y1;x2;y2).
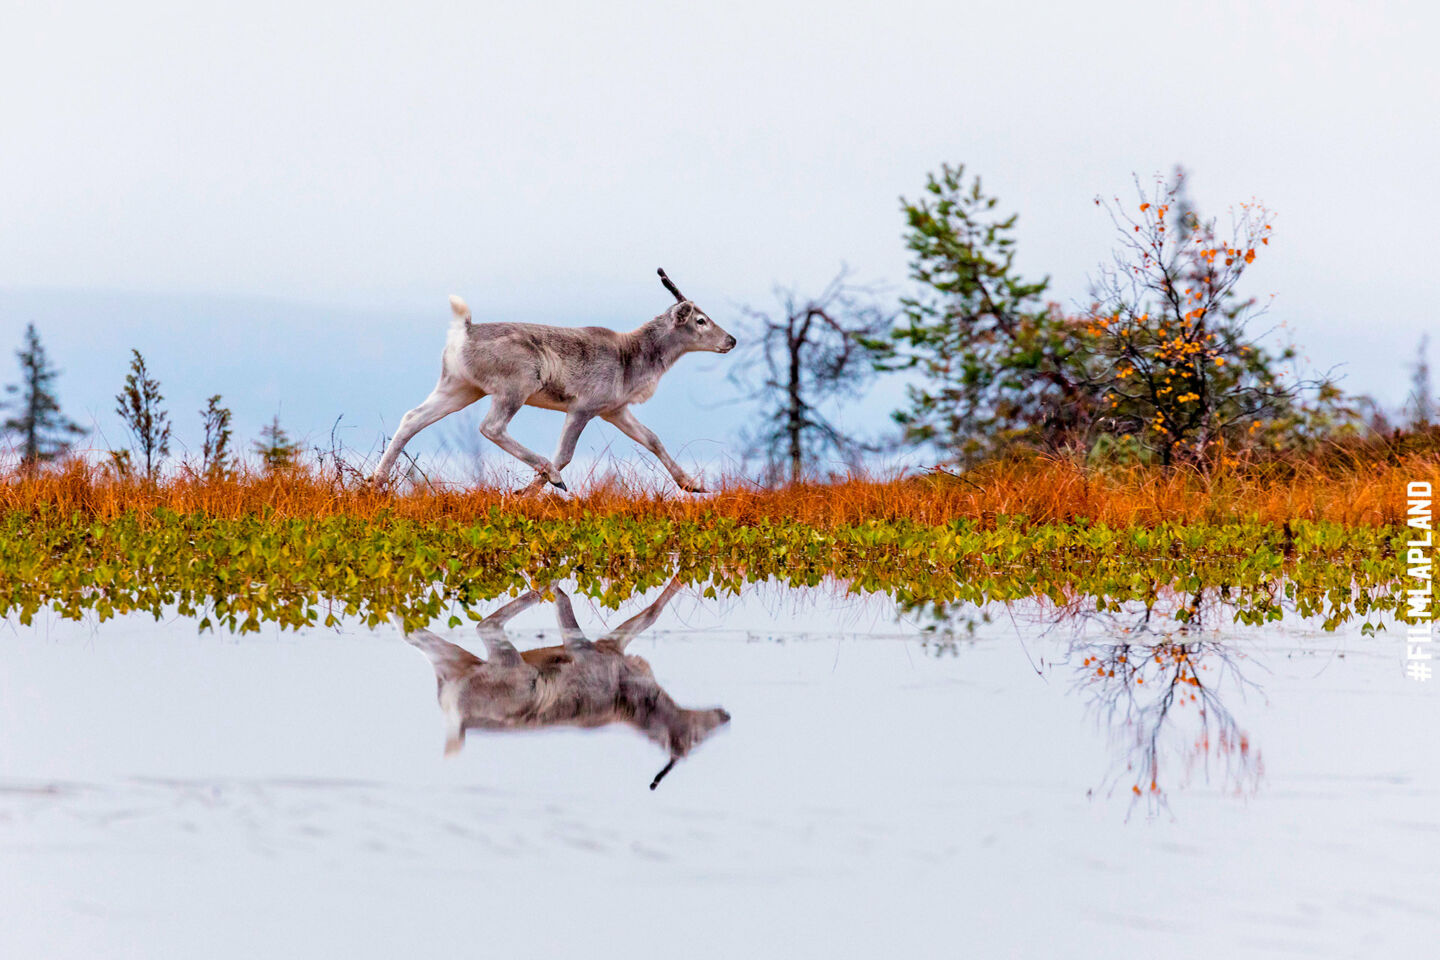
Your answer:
2;453;1435;634
0;503;1419;636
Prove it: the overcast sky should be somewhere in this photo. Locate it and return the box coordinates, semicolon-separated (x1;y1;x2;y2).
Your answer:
2;0;1435;475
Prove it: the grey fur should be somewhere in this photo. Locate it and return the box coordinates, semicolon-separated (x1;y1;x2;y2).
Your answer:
393;577;730;786
372;270;737;493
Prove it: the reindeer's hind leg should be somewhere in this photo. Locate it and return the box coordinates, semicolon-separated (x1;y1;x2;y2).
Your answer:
475;589;543;666
517;407;593;496
374;373;481;485
391;615;484;681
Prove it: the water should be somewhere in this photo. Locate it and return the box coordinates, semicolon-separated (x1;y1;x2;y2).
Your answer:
1;584;1435;958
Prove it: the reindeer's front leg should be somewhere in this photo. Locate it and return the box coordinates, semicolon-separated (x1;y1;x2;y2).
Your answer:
602;407;706;493
550;408;597;476
550;588;598;653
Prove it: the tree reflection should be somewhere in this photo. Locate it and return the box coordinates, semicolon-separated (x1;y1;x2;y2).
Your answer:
1067;619;1265;816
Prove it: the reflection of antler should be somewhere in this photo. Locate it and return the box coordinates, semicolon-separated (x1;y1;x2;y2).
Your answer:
1070;625;1264;814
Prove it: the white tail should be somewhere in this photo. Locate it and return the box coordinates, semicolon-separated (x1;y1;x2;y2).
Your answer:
448;295;472;324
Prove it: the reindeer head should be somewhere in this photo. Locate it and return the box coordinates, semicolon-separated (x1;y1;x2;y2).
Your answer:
648;706;732;790
658;268;736;355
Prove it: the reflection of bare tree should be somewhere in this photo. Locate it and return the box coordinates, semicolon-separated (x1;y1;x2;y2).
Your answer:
920;587;1270;814
393;576;729;789
1068;622;1264;815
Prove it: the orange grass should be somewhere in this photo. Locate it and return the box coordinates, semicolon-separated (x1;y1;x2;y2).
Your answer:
4;450;1437;528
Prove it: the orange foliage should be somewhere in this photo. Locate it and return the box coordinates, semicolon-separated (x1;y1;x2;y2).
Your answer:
3;447;1437;528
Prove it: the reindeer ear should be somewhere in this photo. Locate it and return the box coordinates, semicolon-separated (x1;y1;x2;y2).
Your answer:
674;302;693;322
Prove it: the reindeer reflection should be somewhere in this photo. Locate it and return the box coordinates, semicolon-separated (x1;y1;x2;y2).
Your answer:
393;577;729;789
1069;623;1264;814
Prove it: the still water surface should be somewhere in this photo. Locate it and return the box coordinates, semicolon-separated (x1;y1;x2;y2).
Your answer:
1;583;1434;957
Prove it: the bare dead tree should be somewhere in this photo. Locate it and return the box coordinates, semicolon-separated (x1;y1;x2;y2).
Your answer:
730;267;891;485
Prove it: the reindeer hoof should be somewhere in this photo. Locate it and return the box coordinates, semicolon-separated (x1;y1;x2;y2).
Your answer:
551;479;568;491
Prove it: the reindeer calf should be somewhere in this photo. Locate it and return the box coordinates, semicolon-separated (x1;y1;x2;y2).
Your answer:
372;269;735;493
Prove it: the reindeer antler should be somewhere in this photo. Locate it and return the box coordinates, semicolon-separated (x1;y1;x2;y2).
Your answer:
657;268;686;303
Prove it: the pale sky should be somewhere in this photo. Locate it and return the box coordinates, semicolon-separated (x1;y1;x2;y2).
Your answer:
2;0;1436;473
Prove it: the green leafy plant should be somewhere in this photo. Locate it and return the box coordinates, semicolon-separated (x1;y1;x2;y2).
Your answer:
0;507;1414;636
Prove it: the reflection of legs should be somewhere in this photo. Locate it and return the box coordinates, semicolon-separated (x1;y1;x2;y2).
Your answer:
475;590;542;666
601;575;685;651
602;407;703;492
374;375;481;484
391;615;483;681
481;393;564;489
551;588;596;652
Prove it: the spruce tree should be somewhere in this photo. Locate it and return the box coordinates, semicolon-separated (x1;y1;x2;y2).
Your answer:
253;414;300;472
870;164;1075;464
3;323;86;470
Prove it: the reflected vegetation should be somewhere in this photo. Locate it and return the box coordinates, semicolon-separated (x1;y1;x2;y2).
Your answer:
0;511;1412;633
1066;623;1264;816
917;592;1271;812
921;595;1271;812
396;576;729;790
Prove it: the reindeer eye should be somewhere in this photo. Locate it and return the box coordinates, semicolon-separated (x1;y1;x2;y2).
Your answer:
696;317;708;326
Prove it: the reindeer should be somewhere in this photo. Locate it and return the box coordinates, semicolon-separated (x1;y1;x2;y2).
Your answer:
371;269;736;494
393;576;730;789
